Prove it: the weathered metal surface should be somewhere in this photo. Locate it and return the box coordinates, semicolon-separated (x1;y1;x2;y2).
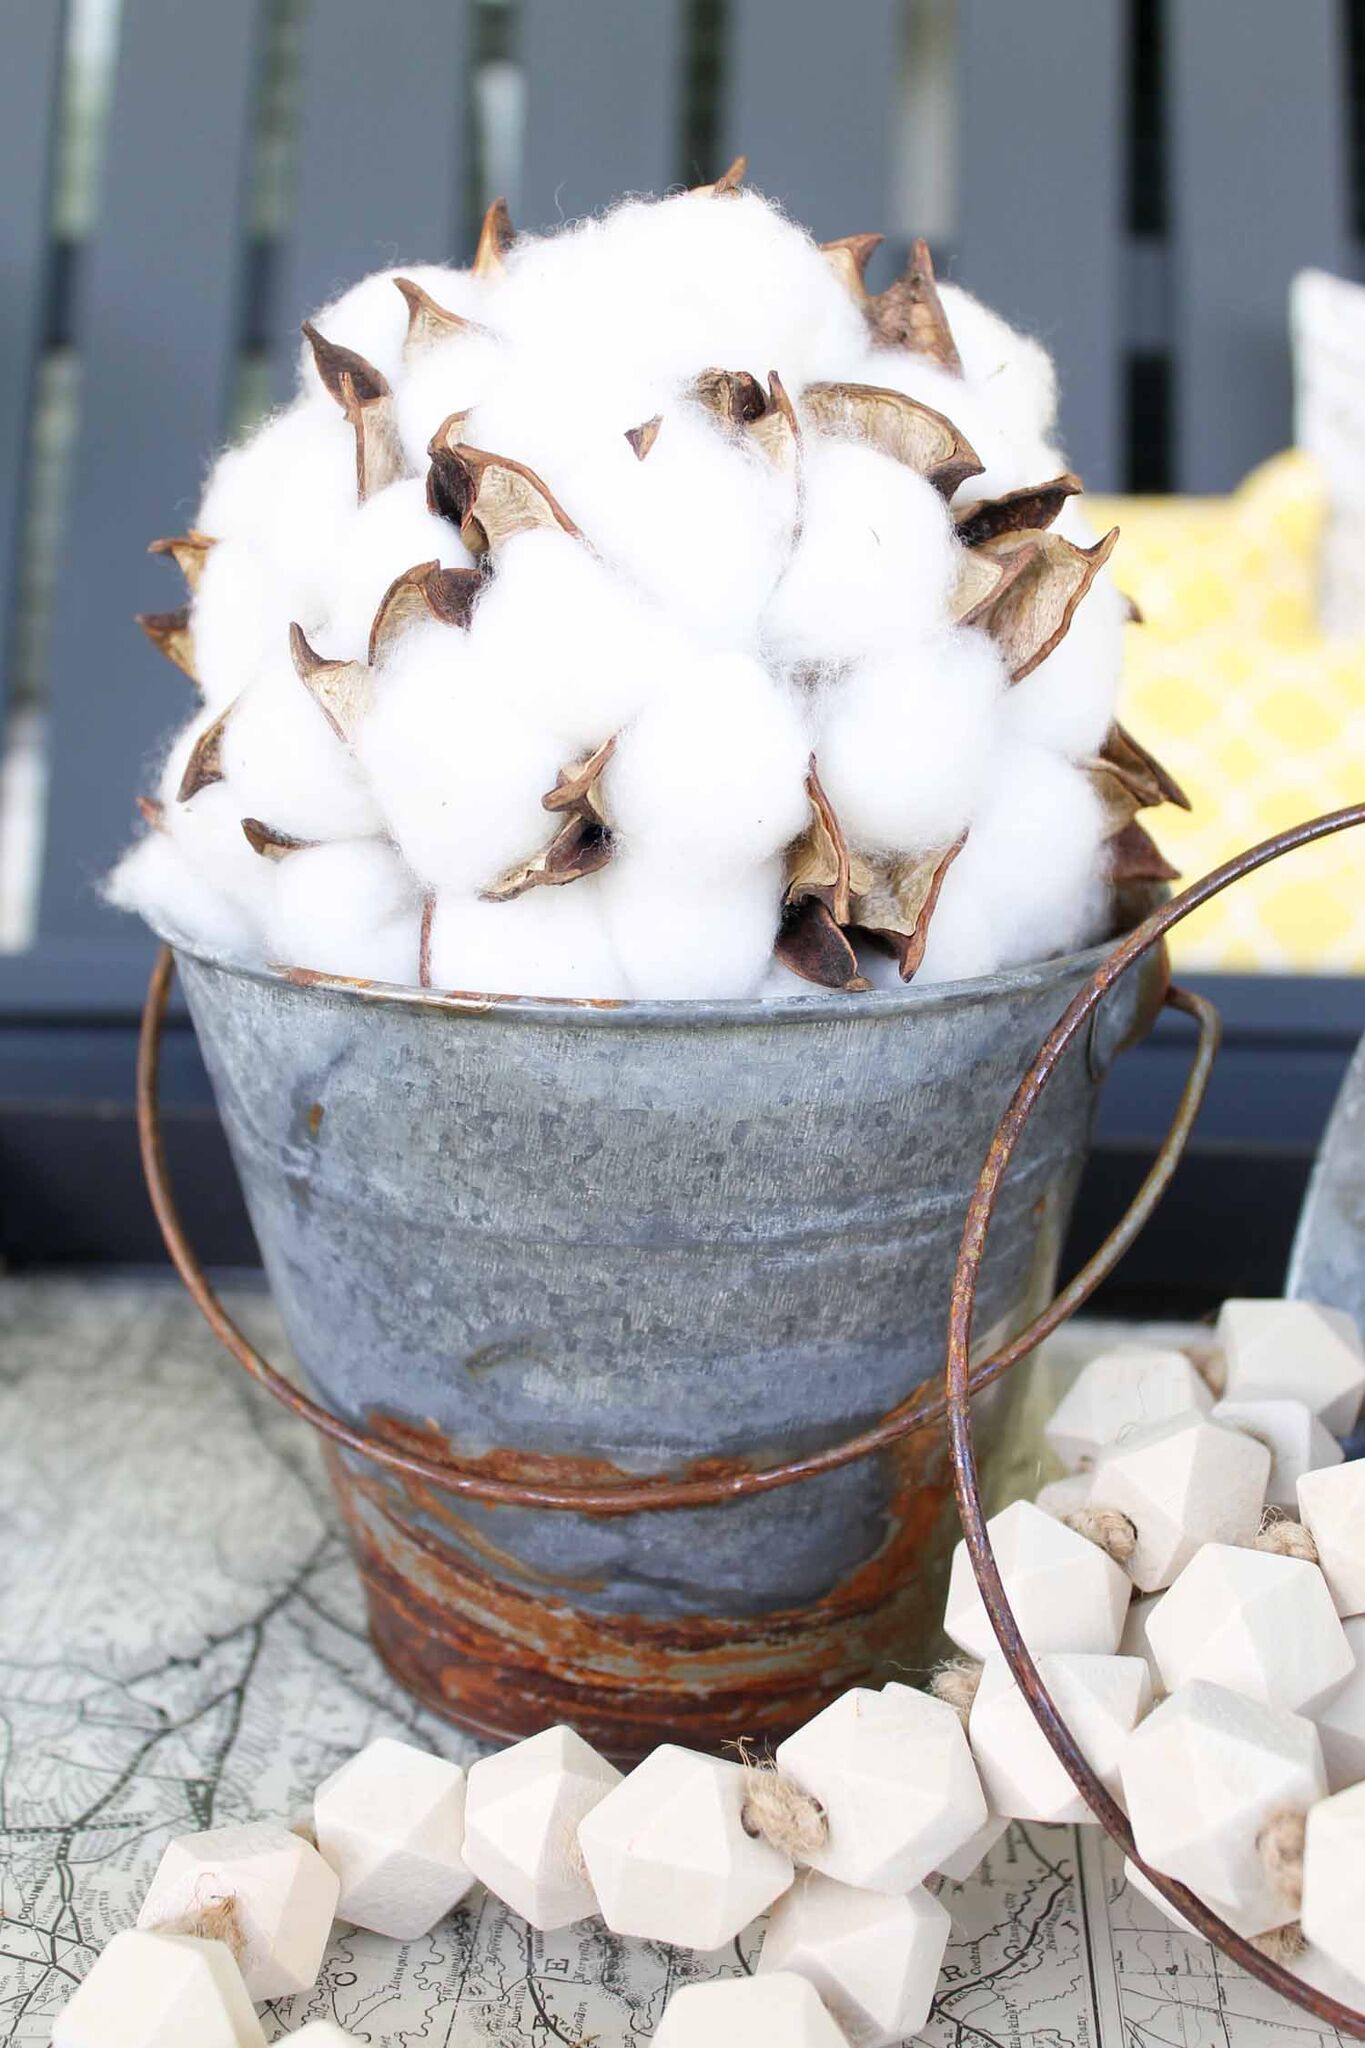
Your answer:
1288;1030;1365;1333
169;929;1160;1752
946;803;1365;2040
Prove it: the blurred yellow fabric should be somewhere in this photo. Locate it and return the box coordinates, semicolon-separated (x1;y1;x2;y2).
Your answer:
1089;453;1365;972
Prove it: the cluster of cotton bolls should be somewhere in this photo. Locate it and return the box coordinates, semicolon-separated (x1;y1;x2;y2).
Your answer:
110;165;1185;1001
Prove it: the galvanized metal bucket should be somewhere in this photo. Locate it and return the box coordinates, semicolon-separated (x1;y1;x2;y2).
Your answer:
144;926;1167;1758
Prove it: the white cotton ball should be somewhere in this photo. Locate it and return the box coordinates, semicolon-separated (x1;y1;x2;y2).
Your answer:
190;538;300;711
599;852;784;1000
1001;499;1126;758
219;650;383;841
312;476;473;663
298;264;486;399
426;880;628;999
149;732;277;941
916;740;1106;984
467;530;692;750
603;652;811;879
356;619;564;891
557;411;795;648
263;839;420;982
105;830;261;960
937;283;1058;444
395;325;510;472
815;629;1006;853
495;188;866;393
197;404;358;623
763;441;959;668
864;350;1060;510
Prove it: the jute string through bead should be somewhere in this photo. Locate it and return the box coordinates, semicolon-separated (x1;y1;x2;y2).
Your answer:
1251;1515;1320;1563
149;1894;245;1962
930;1658;984;1725
1062;1507;1138;1566
738;1750;828;1863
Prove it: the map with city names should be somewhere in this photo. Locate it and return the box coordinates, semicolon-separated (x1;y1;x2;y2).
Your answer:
0;1279;1355;2046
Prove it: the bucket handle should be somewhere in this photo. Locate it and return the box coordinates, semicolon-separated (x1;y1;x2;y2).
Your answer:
139;943;1217;1516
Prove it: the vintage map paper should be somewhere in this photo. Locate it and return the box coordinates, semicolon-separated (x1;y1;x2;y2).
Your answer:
0;1278;1355;2045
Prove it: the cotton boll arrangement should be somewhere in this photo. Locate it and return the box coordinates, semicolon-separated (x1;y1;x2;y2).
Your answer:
114;164;1184;999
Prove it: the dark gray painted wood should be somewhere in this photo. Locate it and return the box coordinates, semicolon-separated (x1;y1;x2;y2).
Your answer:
37;0;265;941
273;0;473;390
0;1;66;746
721;0;902;253
1167;0;1352;491
519;0;685;228
956;0;1124;491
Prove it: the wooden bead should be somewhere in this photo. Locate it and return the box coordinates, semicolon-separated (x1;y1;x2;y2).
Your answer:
759;1871;950;2047
136;1820;338;2002
653;1972;846;2046
1297;1461;1365;1616
1217;1299;1365;1436
968;1653;1151;1825
1034;1472;1094;1520
1146;1543;1353;1714
1302;1782;1365;1985
775;1685;987;1895
1120;1679;1327;1934
1312;1615;1365;1790
1045;1345;1212;1471
52;1930;265;2048
1088;1414;1270;1592
1211;1395;1343;1510
462;1724;621;1930
943;1499;1131;1660
1122;1856;1199;1935
313;1735;472;1939
935;1809;1011;1881
576;1745;793;1950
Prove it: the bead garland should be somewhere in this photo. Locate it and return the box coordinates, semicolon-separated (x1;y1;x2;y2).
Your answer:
52;1297;1365;2044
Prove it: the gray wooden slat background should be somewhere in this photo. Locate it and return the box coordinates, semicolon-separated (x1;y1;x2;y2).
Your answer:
37;0;266;940
0;0;67;756
520;0;687;230
2;0;1360;978
275;0;474;396
956;0;1125;492
1167;0;1355;492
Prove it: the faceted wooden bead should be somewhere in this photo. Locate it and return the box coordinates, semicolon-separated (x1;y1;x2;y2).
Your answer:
775;1684;987;1895
1312;1615;1365;1790
1147;1542;1353;1712
1124;1856;1280;1941
136;1820;339;2001
935;1809;1011;1881
462;1724;621;1930
1045;1345;1212;1471
653;1972;846;2046
52;1930;266;2048
576;1745;793;1951
943;1499;1131;1660
1210;1395;1342;1510
1034;1472;1094;1520
313;1735;472;1939
1120;1679;1327;1934
759;1871;951;2047
1302;1782;1365;1985
1217;1299;1365;1435
967;1653;1151;1825
1087;1413;1270;1592
1297;1461;1365;1616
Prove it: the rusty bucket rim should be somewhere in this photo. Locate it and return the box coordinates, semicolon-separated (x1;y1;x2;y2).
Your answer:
151;895;1163;1032
945;798;1365;2039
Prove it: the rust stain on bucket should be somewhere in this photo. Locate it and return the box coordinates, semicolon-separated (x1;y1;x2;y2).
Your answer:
327;1415;957;1762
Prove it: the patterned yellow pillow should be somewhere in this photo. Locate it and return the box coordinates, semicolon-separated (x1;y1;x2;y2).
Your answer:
1089;452;1365;972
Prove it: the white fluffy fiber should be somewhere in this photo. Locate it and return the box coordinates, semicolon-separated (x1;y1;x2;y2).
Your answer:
113;179;1131;999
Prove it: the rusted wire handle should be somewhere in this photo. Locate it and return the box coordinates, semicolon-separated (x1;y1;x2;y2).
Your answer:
139;944;1215;1515
945;800;1365;2038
